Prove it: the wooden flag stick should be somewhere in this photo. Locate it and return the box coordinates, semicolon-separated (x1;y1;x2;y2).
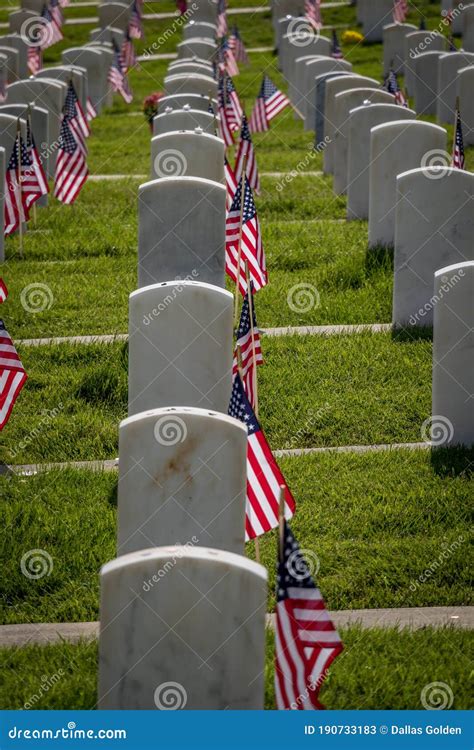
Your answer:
245;259;259;419
16;120;23;258
233;151;247;325
278;484;286;562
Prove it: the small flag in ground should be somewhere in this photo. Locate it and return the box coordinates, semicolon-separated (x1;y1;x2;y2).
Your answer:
451;105;465;170
224;75;242;131
86;97;97;121
49;0;64;28
64;80;90;144
305;0;322;30
39;4;63;48
0;279;7;303
128;0;143;39
219;37;239;77
19;135;44;218
275;521;343;710
54;116;88;204
4;139;24;236
224;156;238;209
26;121;49;201
58;0;69;6
0;319;27;431
235;113;260;193
122;29;137;70
225;175;267;296
393;0;408;23
331;29;343;59
249;75;290;132
217;0;227;38
385;68;408;107
27;46;42;75
228;373;295;540
108;42;133;103
218;77;235;147
232;286;264;408
229;26;248;64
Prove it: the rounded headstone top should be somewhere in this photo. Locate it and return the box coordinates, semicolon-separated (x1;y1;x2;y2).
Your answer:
101;545;268;581
395;166;474;184
435;260;474;279
129;278;233;300
139;175;226;192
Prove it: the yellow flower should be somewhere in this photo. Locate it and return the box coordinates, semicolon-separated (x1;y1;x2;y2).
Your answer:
341;30;364;44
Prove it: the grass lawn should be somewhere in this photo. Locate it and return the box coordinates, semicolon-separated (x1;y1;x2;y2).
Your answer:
0;627;471;710
0;449;471;625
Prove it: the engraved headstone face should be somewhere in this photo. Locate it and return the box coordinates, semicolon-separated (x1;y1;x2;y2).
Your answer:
117;407;247;555
432;261;474;448
128;280;232;414
393;168;474;327
98;547;268;709
368;120;447;248
151;131;224;183
138;176;225;290
346;103;416;221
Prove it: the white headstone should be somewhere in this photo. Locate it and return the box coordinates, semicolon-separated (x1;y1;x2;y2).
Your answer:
347;102;416;220
128;281;232;415
183;20;216;40
36;65;88;114
332;88;395;195
98;1;130;31
0;45;19;82
151;131;224;183
412;51;444;115
436;51;474;124
393;167;474;327
314;71;353;140
302;56;353;130
359;0;394;42
164;72;217;98
463;4;474;52
177;38;216;61
138;177;226;289
117;407;247;555
457;66;474;145
432;261;474;448
189;0;217;24
368;121;447;247
404;30;446;95
158;93;217;114
153;108;217;137
383;22;417;74
62;46;107;113
0;34;28;77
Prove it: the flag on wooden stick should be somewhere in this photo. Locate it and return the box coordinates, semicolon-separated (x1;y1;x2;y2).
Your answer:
108;42;133;103
235;113;260;193
232;283;264;409
393;0;408;23
224;156;238;209
228;373;295;539
54;115;88;204
39;4;63;48
275;521;343;709
0;319;27;431
225;174;267;296
384;68;408;107
249;76;290;133
305;0;322;30
229;26;248;64
4;139;24;236
331;29;343;59
216;0;227;38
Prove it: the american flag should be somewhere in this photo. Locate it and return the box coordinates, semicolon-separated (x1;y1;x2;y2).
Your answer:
225;174;267;296
26;120;49;202
176;0;187;14
275;521;343;710
228;373;295;540
86;97;97;121
108;43;133;104
0;279;7;303
19;135;44;219
4;139;24;236
331;29;343;59
49;0;64;28
229;26;248;64
249;76;290;133
224;156;237;209
128;0;143;39
58;0;69;6
232;286;264;408
122;29;137;70
305;0;322;30
27;46;42;75
234;113;260;194
385;68;408;107
64;81;90;145
219;37;239;77
0;319;27;431
393;0;408;23
54;115;88;204
217;0;227;38
218;77;235;147
39;4;63;48
225;75;243;131
451;106;465;170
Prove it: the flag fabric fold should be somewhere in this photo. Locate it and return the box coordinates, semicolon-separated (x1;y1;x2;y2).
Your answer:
0;319;27;431
225;174;267;296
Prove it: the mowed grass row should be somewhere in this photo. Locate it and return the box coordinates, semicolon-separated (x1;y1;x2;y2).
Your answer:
0;448;472;625
1;627;472;710
0;332;438;464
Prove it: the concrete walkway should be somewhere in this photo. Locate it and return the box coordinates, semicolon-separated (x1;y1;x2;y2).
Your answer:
1;607;471;648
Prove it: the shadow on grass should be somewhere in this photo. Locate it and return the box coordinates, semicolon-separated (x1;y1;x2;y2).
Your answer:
431;446;474;478
391;325;433;344
365;244;393;277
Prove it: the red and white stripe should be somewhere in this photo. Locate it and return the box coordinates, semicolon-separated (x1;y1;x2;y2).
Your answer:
249;98;268;133
224;158;237;209
234;138;260;194
86;97;97;121
232;332;263;408
0;279;7;303
0;321;27;430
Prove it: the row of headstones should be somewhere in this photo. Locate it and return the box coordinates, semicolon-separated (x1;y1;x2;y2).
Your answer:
12;0;133;34
275;22;474;448
98;0;269;710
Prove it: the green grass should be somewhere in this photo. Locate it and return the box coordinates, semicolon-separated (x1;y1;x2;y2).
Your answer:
0;332;437;463
1;627;472;710
0;449;471;624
